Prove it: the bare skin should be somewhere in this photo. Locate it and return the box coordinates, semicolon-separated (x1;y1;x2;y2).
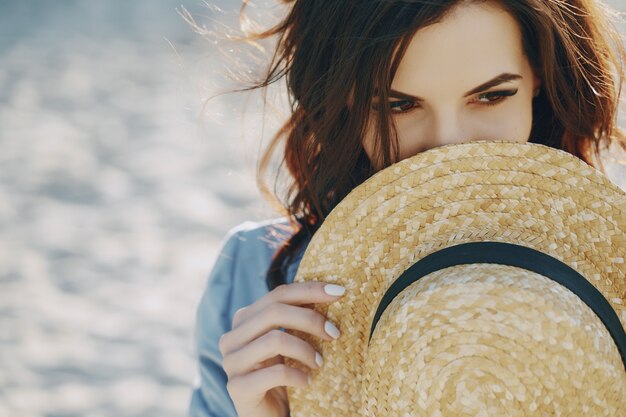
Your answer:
218;281;345;417
363;1;541;170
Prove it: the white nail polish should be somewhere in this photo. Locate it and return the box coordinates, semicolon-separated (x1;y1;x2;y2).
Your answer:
324;320;341;339
315;351;323;367
324;284;345;296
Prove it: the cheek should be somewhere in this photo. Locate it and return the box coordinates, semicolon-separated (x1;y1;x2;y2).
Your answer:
393;117;429;156
364;116;429;165
472;89;535;142
498;90;534;140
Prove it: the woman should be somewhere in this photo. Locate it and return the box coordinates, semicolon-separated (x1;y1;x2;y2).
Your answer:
187;0;625;416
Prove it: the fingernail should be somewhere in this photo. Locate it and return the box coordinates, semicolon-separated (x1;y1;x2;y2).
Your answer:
315;351;323;367
308;374;312;385
324;284;345;296
324;320;341;339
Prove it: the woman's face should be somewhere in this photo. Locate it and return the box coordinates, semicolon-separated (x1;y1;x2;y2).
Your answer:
363;0;541;168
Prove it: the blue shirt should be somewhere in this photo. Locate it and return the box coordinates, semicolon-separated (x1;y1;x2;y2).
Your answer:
187;217;311;417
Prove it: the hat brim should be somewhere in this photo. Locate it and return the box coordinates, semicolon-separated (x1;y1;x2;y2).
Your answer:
286;140;625;416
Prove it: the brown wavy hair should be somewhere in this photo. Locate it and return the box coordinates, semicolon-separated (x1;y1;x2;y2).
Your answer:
185;0;625;291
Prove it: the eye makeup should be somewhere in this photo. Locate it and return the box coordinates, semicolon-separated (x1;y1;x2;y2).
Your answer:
372;88;519;114
471;88;519;107
369;72;524;114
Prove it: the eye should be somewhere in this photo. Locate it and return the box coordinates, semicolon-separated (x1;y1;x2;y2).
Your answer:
472;89;518;106
369;100;419;114
389;100;419;114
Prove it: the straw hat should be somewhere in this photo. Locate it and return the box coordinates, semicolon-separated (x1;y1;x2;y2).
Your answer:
285;140;626;416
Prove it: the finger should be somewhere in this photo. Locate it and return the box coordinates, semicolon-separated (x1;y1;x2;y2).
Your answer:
227;363;309;405
232;281;346;329
222;328;322;378
220;302;340;356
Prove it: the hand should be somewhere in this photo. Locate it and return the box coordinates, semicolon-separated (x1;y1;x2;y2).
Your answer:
218;281;346;417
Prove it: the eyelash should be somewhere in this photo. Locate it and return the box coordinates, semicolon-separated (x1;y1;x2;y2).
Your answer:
381;89;519;114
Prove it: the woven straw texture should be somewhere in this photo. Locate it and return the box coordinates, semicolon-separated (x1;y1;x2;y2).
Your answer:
285;141;626;416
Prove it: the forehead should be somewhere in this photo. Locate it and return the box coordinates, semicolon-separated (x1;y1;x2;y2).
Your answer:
392;1;526;94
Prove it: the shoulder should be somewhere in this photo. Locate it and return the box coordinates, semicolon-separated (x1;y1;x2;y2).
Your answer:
202;216;298;313
220;216;295;262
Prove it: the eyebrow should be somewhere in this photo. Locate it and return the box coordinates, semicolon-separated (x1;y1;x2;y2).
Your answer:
386;72;523;101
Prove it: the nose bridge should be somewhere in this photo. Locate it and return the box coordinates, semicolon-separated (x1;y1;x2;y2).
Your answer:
432;107;464;145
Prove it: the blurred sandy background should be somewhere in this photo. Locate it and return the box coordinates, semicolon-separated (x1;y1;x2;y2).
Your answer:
0;1;624;416
0;1;286;416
